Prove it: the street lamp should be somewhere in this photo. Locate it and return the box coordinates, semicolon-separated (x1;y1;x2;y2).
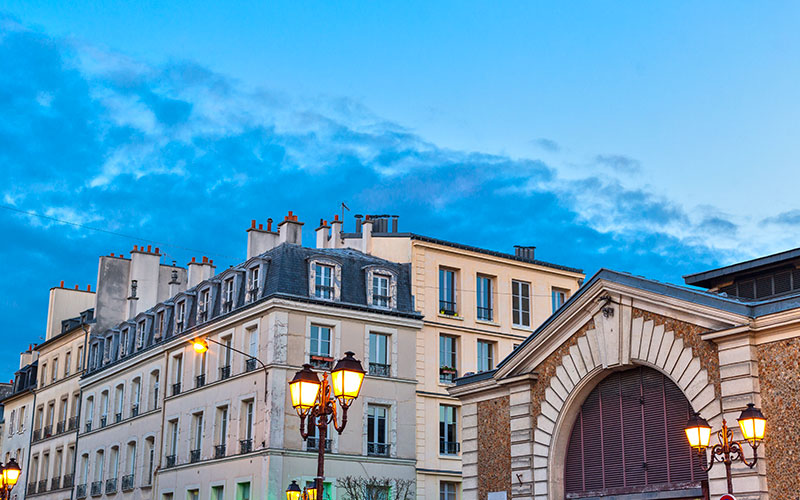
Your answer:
685;403;766;495
189;337;269;401
289;352;365;500
286;480;318;500
0;458;21;500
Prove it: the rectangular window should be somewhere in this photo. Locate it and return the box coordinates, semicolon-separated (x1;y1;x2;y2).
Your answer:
314;264;334;299
216;406;228;458
368;333;390;377
168;420;178;456
440;482;458;500
248;267;260;303
77;346;83;371
137;321;146;348
476;275;493;321
176;302;186;333
439;268;457;315
192;413;203;451
188;489;199;500
236;482;251;500
65;352;71;377
224;278;234;312
372;274;390;307
477;340;494;372
512;280;531;327
552;287;568;313
439;405;459;455
199;289;210;322
244;401;254;441
121;329;129;356
309;325;332;369
156;311;165;338
367;405;389;456
439;335;458;383
52;358;59;382
211;486;224;500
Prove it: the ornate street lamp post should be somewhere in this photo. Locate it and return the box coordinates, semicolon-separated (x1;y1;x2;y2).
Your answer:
0;458;22;500
685;403;766;495
288;352;366;500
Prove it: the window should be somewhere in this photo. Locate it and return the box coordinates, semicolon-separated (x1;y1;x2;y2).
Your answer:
196;350;207;388
220;336;232;380
314;264;334;299
199;289;210;322
155;311;165;339
41;363;47;387
172;354;183;395
247;267;260;303
149;370;160;411
367;485;390;500
188;489;199;500
215;406;228;458
306;419;332;452
131;378;141;416
439;405;459;455
144;437;155;485
77;345;84;371
236;482;251;500
85;397;94;431
80;453;89;485
94;450;104;482
476;275;493;321
120;329;129;356
367;405;389;456
368;333;390;377
512;280;531;327
167;419;179;464
477;340;495;372
114;385;124;422
439;335;458;383
241;400;254;453
110;446;119;480
65;352;72;377
309;325;332;369
372;273;390;307
137;321;146;348
191;413;203;462
223;278;234;312
175;302;186;333
246;327;258;372
100;391;109;426
52;358;59;382
552;287;568;313
439;268;457;315
125;441;136;480
440;482;458;500
211;486;224;500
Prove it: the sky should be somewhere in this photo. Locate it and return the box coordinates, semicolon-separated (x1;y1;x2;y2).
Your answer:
1;2;799;373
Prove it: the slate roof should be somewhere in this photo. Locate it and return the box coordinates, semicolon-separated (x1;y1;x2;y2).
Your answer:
684;246;800;288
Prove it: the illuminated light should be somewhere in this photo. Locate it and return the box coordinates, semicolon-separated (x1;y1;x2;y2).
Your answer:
331;351;365;408
289;364;321;416
685;412;712;451
191;339;209;354
286;481;302;500
738;403;766;447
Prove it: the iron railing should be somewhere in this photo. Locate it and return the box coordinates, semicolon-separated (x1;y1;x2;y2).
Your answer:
477;306;493;321
439;300;457;316
27;482;36;495
195;374;206;388
115;412;122;423
76;483;87;498
214;444;226;459
190;449;201;463
99;415;107;428
439;440;460;455
51;476;61;490
246;358;257;372
43;424;53;438
131;404;139;418
219;366;231;381
368;442;391;456
85;421;92;432
439;367;458;384
165;455;177;468
105;478;117;494
68;415;79;431
240;438;253;454
90;480;102;496
306;437;332;452
172;382;181;396
368;363;390;377
122;474;134;491
309;356;333;370
38;479;47;493
63;473;74;488
56;420;66;434
32;428;41;442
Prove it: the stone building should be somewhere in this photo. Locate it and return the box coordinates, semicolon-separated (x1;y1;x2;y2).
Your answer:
316;215;585;500
451;249;800;500
1;347;39;500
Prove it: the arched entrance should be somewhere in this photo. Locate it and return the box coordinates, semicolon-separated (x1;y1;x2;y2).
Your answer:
564;366;708;499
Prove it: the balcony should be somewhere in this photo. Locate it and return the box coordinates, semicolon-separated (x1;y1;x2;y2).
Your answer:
63;473;74;488
309;355;333;370
38;479;47;493
219;365;231;381
439;440;460;455
195;374;206;388
165;455;177;468
51;476;61;490
100;415;107;428
368;363;390;377
439;300;457;316
246;358;257;372
27;482;36;495
115;412;123;423
90;480;102;496
306;437;332;452
85;421;92;433
57;420;66;434
105;478;117;494
439;366;458;384
172;382;181;396
131;404;139;418
76;483;87;499
477;306;493;322
190;449;201;463
367;442;391;457
214;444;226;459
68;415;79;431
240;438;253;454
32;428;41;442
44;424;53;438
122;474;134;491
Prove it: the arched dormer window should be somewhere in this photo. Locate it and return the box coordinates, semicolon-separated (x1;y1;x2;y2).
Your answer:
365;266;398;309
309;258;342;301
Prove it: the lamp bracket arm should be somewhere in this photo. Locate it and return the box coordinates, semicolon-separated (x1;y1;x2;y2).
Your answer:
703;444;723;472
332;404;348;434
735;441;759;468
299;413;310;440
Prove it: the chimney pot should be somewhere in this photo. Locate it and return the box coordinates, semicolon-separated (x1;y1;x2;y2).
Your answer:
110;253;115;257
133;245;138;251
267;218;273;231
251;219;256;229
87;284;92;292
74;284;79;290
258;224;263;230
209;259;213;265
202;256;208;263
120;253;125;258
288;210;293;217
155;247;160;254
60;280;64;288
191;257;196;263
334;214;339;221
147;245;152;252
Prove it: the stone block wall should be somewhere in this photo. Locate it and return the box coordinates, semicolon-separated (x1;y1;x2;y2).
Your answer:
477;396;511;500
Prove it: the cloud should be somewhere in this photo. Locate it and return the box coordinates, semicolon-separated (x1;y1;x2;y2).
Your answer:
532;137;561;152
762;209;800;226
594;154;641;174
698;216;738;235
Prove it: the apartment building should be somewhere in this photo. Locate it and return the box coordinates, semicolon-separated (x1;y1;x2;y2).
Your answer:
75;213;422;500
316;214;585;500
1;347;38;500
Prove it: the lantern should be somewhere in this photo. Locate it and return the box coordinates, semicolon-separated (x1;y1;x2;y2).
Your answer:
304;485;318;500
685;412;712;452
286;481;302;500
3;458;21;488
289;364;321;416
330;351;365;408
737;403;766;447
191;339;209;354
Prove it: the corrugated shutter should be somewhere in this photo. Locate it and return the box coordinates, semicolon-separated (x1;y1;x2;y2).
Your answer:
564;367;707;497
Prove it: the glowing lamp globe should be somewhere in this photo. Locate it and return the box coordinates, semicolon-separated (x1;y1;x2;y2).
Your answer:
286;481;302;500
191;339;209;354
738;403;766;447
3;458;21;487
289;364;321;416
331;351;365;407
685;412;712;452
305;486;318;500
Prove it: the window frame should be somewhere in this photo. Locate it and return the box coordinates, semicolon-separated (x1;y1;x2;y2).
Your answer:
512;279;531;328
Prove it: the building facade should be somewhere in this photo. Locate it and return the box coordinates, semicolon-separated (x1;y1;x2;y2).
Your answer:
1;348;39;500
452;249;800;500
315;215;585;500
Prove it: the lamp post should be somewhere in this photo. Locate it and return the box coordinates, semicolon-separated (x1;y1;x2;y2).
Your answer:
189;338;269;401
0;458;22;500
288;352;366;500
286;479;318;500
685;403;766;495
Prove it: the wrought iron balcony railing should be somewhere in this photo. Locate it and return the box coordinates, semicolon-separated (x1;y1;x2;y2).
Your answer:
219;366;231;381
63;473;74;488
32;428;41;442
165;455;177;468
76;483;87;498
172;382;181;396
38;479;47;493
246;358;257;372
306;437;332;452
99;415;107;428
115;412;122;423
51;476;61;490
27;482;36;495
122;474;134;491
131;404;139;418
368;363;390;377
85;421;92;432
90;480;102;496
439;367;458;384
477;306;493;321
56;420;66;434
214;444;226;459
309;356;333;370
68;415;79;431
367;442;391;457
439;440;460;455
105;478;117;494
190;449;201;463
43;424;53;438
240;438;253;454
439;300;457;316
195;374;206;388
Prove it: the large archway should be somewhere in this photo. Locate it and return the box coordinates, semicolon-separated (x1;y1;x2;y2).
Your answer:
563;366;708;499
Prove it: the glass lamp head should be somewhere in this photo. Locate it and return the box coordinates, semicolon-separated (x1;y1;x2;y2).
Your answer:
191;339;209;354
331;351;365;408
304;486;318;500
289;364;321;416
286;481;302;500
3;458;21;487
738;403;766;447
685;412;712;452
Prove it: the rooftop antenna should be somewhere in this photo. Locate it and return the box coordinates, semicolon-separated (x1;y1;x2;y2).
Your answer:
341;202;350;226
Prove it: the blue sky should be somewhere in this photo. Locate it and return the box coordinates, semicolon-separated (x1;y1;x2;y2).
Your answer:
1;2;799;372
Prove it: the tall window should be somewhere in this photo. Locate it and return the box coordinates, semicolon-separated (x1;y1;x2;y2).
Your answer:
372;274;390;307
241;400;254;453
144;437;155;485
125;442;136;479
220;336;232;380
476;275;493;321
439;268;457;315
247;267;260;303
216;406;228;458
175;302;186;333
77;345;83;371
247;327;258;371
223;278;234;312
65;352;72;377
368;333;390;377
552;288;568;313
309;325;332;369
439;335;458;383
211;486;224;500
236;482;251;500
191;412;203;460
52;358;59;382
168;419;178;458
80;454;89;485
100;391;109;425
149;370;160;411
172;354;183;395
314;264;334;299
199;289;210;322
440;482;458;500
439;405;459;455
131;378;141;415
85;397;94;430
120;329;129;356
137;321;146;348
94;451;104;482
155;311;165;339
477;340;494;372
512;280;531;327
110;446;119;480
367;405;389;456
114;385;124;422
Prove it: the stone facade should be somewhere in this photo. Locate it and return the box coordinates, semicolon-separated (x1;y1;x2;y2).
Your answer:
476;396;510;500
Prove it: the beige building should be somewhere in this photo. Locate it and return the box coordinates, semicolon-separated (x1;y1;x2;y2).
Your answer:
317;214;585;500
1;348;39;500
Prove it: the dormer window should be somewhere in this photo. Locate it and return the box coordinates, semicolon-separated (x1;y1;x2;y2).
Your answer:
248;267;260;303
136;321;146;349
120;329;129;357
372;273;391;307
314;264;334;299
223;278;234;313
155;311;165;340
198;289;210;322
176;301;186;333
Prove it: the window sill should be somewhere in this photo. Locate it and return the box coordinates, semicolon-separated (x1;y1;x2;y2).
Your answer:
475;318;500;327
511;324;533;334
438;454;461;460
437;314;463;321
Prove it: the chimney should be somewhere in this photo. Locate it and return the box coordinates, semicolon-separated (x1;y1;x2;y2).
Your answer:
514;246;536;261
278;211;304;245
355;214;363;234
94;253;132;333
316;219;331;249
392;215;399;233
127;279;139;318
187;256;216;288
362;216;373;254
44;283;95;340
247;218;279;259
168;265;182;297
330;215;343;248
128;244;161;317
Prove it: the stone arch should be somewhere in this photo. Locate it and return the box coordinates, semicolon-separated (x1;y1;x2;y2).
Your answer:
534;314;722;500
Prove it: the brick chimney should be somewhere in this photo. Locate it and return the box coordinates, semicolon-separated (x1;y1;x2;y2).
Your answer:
330;214;343;248
278;211;303;245
316;219;331;248
187;256;216;288
247;219;279;259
